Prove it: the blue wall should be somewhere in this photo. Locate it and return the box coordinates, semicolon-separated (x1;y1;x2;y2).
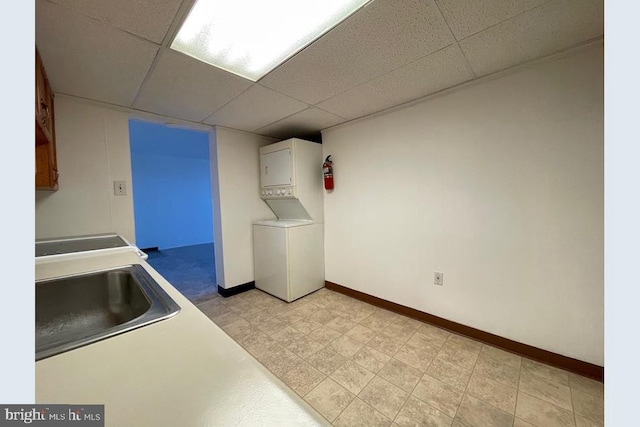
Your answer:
129;120;213;250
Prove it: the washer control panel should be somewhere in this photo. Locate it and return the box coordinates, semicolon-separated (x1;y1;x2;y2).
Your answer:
260;186;296;199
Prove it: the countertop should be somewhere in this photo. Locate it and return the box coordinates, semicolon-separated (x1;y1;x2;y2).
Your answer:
35;249;328;426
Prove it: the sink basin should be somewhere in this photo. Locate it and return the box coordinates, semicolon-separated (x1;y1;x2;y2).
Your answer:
36;264;180;360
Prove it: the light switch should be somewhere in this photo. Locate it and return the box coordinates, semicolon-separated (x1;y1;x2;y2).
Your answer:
113;180;127;196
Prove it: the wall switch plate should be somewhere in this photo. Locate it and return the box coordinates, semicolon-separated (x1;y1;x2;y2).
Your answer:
113;180;127;196
434;272;443;286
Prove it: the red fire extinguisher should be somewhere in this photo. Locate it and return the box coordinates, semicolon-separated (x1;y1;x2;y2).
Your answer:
323;155;334;190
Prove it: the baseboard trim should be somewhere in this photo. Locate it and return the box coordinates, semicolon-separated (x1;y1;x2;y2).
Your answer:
325;280;604;382
218;281;255;298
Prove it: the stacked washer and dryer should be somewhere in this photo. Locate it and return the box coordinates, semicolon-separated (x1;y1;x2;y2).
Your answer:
253;138;324;302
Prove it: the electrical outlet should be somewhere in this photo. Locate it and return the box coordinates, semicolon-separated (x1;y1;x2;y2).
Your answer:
113;180;127;196
434;272;443;286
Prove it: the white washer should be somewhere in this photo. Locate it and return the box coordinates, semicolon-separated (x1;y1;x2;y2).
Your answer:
253;220;324;302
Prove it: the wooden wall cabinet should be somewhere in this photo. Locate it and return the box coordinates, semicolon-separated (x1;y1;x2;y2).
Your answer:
35;48;58;190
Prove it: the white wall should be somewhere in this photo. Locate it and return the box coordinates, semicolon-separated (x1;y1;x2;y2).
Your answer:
35;95;135;242
322;43;604;365
211;127;276;289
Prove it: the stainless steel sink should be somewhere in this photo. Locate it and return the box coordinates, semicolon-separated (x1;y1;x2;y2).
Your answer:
36;264;180;360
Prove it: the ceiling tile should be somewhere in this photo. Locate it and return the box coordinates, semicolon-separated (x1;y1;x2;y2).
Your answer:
318;45;474;120
46;0;183;44
36;0;159;107
133;49;253;122
255;108;346;139
459;0;604;77
435;0;549;41
260;0;455;105
203;85;309;132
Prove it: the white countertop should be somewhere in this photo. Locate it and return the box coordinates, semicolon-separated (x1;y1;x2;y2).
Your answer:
35;249;327;426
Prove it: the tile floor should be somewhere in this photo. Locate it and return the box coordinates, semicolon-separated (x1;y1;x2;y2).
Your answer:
196;288;604;427
145;243;217;303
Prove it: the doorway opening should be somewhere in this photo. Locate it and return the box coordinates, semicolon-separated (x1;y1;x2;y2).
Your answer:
128;119;217;303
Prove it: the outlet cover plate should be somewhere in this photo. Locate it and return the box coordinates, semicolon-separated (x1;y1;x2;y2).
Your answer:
434;272;443;286
114;180;127;196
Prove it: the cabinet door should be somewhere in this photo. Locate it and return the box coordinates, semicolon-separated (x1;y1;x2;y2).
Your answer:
35;47;58;190
35;49;53;145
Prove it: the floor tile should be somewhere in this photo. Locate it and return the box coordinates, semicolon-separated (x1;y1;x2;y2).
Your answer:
426;354;473;391
514;418;536;427
515;391;576;427
368;334;405;357
270;325;306;346
345;324;377;343
306;346;348;376
330;360;375;394
437;337;481;370
411;374;463;418
358;376;409;420
378;358;423;393
333;398;392;427
406;330;446;351
260;348;303;377
480;345;521;368
416;323;450;342
447;334;482;351
394;395;453;426
210;310;242;327
455;393;514;427
292;301;322;317
304;378;355;422
307;326;343;345
381;322;418;342
571;389;603;425
394;344;437;372
473;348;521;388
255;317;288;336
392;316;424;330
519;367;573;411
359;315;392;331
288;316;324;335
281;362;326;397
340;308;374;324
326;314;359;334
466;371;517;414
521;359;570;386
284;335;325;359
352;346;391;373
329;334;366;358
236;329;282;359
220;318;251;338
308;308;336;324
575;414;604;427
568;373;604;399
190;286;603;427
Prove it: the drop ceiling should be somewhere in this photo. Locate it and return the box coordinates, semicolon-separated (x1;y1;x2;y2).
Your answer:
35;0;603;140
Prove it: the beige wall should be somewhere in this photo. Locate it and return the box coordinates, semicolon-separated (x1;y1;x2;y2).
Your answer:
211;127;276;289
322;43;604;365
35;95;136;242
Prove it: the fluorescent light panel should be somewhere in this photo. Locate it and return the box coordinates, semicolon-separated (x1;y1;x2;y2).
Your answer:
171;0;371;81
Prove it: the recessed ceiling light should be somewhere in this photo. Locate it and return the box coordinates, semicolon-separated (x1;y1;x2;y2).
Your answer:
171;0;371;82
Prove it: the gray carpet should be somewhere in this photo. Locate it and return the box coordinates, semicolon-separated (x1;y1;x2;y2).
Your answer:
145;243;218;303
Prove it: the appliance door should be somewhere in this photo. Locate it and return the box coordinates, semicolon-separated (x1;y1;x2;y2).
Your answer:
260;148;292;187
253;225;289;301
